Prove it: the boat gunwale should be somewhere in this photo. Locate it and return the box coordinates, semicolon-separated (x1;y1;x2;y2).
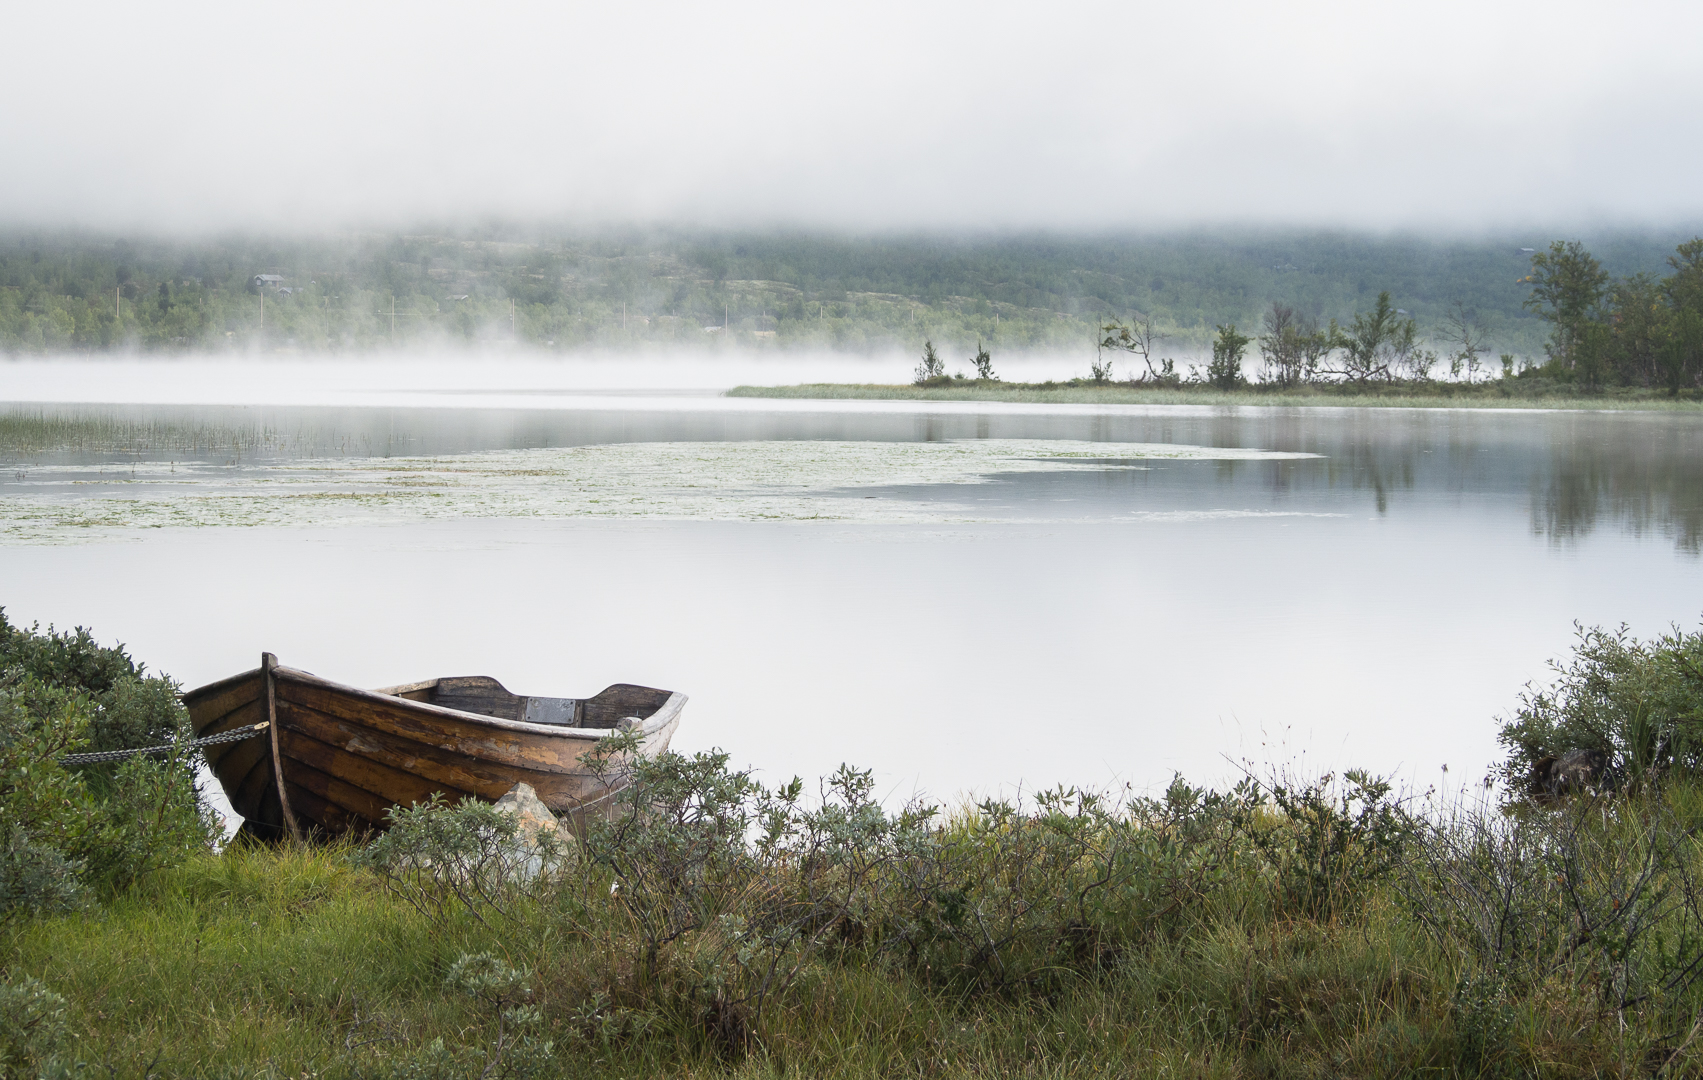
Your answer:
180;666;263;707
269;664;685;742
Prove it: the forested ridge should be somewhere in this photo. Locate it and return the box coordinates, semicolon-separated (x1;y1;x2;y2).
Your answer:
0;226;1693;359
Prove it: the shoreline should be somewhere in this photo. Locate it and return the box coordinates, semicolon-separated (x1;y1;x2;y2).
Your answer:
727;381;1703;412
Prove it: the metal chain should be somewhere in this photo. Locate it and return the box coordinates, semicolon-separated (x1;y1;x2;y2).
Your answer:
59;721;270;765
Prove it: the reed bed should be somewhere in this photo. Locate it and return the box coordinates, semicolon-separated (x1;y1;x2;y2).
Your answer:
0;410;365;459
0;403;299;453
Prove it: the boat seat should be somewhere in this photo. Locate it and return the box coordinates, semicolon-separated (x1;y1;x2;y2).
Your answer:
432;676;524;721
579;683;673;728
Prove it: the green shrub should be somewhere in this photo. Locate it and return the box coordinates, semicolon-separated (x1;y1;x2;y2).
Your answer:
0;827;85;925
352;795;564;928
1497;622;1703;790
444;952;554;1078
350;952;558;1079
1208;323;1250;389
1450;971;1516;1076
1237;769;1412;920
886;778;1249;996
1401;788;1703;1018
579;736;920;1055
0;609;192;760
0;973;69;1079
0;611;216;921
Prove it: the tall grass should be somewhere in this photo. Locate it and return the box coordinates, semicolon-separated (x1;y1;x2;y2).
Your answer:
0;410;390;461
12;768;1703;1077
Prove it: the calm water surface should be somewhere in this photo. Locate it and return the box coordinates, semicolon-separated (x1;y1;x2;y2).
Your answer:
3;362;1699;824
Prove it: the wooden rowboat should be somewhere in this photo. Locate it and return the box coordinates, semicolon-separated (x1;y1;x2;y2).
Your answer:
183;653;685;841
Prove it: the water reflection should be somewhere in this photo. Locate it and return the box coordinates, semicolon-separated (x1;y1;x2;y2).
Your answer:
1;402;1700;552
1533;426;1703;553
2;396;1700;805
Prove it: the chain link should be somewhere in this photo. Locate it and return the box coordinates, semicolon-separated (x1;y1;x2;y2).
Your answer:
59;721;270;765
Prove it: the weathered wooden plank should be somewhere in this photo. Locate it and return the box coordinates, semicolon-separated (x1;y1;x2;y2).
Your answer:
581;683;673;728
432;676;524;721
278;697;587;803
280;749;396;831
264;654;305;842
201;698;266;773
284;777;371;839
277;727;455;821
372;678;438;700
277;676;600;773
198;695;262;733
182;669;263;731
253;785;284;834
279;665;625;740
187;692;264;746
230;750;277;822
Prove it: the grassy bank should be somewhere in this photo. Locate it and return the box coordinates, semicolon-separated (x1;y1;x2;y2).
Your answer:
0;840;1438;1077
727;380;1703;411
10;624;1703;1078
11;780;1703;1078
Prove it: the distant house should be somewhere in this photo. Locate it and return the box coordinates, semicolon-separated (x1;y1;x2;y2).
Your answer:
252;274;286;290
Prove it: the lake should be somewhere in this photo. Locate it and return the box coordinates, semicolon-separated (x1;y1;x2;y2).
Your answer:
3;356;1700;825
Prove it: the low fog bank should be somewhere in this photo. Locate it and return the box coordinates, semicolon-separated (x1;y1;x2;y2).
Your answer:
18;224;1700;364
0;351;1111;408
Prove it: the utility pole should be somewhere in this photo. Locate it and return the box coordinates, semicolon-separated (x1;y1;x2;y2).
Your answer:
260;292;265;335
390;296;396;344
114;287;120;319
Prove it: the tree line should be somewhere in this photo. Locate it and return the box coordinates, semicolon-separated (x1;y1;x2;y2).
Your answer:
1088;238;1703;394
0;228;1694;363
1517;239;1703;393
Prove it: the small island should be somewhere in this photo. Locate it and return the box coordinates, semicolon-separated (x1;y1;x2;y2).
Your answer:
736;240;1703;412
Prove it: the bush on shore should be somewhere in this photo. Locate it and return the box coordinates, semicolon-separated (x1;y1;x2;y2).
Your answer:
1497;622;1703;792
0;610;217;925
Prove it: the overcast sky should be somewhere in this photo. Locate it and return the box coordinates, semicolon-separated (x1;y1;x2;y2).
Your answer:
4;0;1700;234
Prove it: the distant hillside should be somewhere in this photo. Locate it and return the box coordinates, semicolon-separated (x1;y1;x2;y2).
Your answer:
0;227;1694;359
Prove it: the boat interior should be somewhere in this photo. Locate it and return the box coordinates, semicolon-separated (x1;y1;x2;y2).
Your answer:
376;676;672;728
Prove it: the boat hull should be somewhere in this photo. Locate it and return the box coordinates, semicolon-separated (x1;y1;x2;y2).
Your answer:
183;660;684;840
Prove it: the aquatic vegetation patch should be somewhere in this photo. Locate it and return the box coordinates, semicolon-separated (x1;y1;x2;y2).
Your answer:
0;439;1319;543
